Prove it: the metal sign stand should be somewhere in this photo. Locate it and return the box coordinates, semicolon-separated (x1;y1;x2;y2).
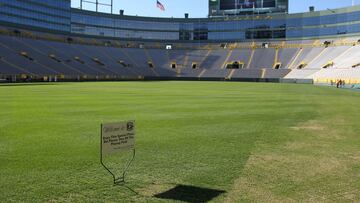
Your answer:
100;124;136;185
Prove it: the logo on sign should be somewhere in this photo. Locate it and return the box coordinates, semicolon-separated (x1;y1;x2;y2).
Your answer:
127;122;134;131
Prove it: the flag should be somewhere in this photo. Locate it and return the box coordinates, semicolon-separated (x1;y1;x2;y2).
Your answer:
244;0;250;7
157;0;165;11
242;0;255;9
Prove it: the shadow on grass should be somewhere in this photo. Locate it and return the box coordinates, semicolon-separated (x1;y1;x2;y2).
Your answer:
154;184;225;203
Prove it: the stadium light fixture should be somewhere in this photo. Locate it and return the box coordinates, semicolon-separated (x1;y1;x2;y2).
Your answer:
80;0;113;13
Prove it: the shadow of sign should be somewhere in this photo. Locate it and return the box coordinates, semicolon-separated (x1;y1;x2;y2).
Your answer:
153;184;225;203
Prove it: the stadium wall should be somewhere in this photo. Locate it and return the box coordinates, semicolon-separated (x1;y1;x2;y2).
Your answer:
1;1;360;41
0;0;71;32
70;6;360;41
0;1;360;85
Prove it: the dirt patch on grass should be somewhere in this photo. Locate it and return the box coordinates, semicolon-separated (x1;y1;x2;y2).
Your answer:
225;115;359;202
224;176;296;203
290;120;326;131
224;154;297;203
283;142;311;151
290;119;346;140
224;149;358;202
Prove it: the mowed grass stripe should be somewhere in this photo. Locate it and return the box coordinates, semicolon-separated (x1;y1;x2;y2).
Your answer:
0;82;358;202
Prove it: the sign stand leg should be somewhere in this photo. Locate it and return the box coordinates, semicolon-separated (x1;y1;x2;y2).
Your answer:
113;149;135;185
100;124;116;184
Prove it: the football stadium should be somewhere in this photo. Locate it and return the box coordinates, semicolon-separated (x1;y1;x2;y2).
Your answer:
0;0;359;202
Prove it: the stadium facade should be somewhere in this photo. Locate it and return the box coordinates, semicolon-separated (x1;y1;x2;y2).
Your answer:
0;0;359;85
0;0;71;32
0;0;360;41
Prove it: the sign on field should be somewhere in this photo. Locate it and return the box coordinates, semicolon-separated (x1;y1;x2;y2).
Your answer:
101;121;135;154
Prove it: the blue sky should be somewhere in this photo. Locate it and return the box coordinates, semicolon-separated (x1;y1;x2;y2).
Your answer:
71;0;357;18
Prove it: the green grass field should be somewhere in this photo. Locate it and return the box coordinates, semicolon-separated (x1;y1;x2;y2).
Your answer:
0;82;359;202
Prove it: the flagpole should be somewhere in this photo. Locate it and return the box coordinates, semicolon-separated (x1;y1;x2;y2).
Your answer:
234;0;237;15
252;2;255;40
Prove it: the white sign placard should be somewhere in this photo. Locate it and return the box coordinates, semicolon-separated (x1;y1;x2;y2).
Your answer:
101;121;135;154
